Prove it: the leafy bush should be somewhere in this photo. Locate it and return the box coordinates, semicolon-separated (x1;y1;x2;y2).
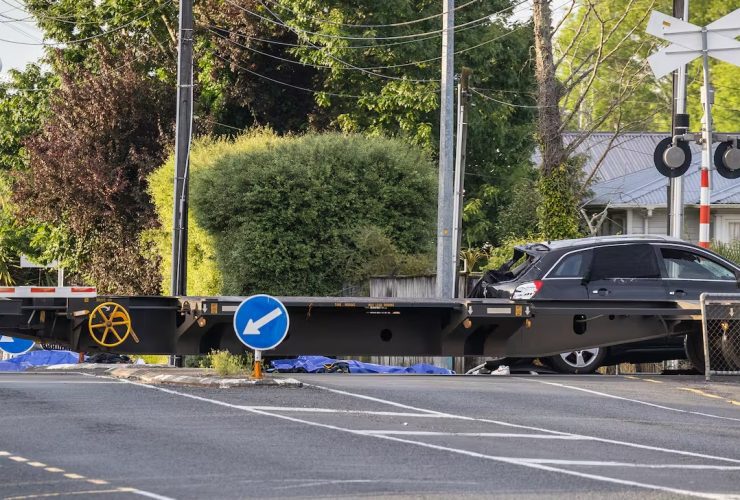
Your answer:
483;237;534;271
165;131;437;296
711;240;740;265
206;350;249;377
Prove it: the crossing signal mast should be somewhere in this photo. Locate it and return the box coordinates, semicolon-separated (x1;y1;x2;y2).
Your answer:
647;8;740;248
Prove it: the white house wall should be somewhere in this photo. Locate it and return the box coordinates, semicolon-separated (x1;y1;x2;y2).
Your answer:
604;207;740;243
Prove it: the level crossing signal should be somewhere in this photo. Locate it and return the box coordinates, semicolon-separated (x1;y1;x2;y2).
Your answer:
647;9;740;180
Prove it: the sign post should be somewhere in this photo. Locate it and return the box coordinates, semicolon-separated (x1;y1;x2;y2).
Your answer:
647;8;740;248
232;294;290;379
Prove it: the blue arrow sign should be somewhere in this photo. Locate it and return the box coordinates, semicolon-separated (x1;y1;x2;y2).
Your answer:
0;335;35;356
233;294;289;351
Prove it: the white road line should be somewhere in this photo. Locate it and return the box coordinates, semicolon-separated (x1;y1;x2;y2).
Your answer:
239;406;443;418
44;467;64;473
357;430;588;439
305;383;740;464
0;451;10;456
64;473;85;479
10;456;28;462
119;487;177;500
27;461;47;467
115;379;740;499
522;378;740;423
519;459;740;470
4;488;137;499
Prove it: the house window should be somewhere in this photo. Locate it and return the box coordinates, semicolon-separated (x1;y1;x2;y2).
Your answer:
728;222;740;242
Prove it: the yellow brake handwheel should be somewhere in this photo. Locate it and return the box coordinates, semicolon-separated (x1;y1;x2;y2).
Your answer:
88;302;133;348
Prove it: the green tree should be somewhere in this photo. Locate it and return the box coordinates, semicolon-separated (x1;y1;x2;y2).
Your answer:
0;64;55;172
556;0;740;133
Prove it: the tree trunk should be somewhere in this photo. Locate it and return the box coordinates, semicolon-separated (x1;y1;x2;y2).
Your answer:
532;0;565;175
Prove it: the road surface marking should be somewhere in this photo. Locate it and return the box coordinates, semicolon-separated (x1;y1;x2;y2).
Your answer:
518;459;740;470
643;378;664;384
4;488;140;499
240;406;443;418
624;376;663;384
117;378;740;499
680;387;740;406
301;382;740;464
0;449;173;500
522;378;740;422
358;431;587;439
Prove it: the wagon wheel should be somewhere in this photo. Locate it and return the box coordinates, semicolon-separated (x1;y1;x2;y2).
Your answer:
88;302;138;348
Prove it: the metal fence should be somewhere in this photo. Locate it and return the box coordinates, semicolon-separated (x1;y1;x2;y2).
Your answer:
700;293;740;380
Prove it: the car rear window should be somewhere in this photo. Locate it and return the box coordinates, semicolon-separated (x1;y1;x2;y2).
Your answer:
550;250;592;278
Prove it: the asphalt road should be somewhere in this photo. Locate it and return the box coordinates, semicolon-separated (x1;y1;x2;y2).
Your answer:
0;372;739;499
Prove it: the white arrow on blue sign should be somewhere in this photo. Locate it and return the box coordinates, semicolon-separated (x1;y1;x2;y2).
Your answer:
232;294;290;351
0;335;35;356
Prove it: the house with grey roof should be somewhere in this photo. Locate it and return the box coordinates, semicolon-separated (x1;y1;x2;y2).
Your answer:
572;132;740;243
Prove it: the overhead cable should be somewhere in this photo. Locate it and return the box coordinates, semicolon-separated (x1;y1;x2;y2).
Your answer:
260;0;483;29
0;0;171;46
226;0;528;42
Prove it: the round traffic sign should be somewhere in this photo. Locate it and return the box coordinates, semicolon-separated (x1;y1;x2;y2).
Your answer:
0;335;35;356
233;294;289;351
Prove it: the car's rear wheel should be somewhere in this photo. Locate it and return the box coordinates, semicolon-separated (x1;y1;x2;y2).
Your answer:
546;347;607;374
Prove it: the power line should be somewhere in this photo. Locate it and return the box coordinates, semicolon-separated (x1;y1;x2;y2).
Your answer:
470;87;548;108
1;0;161;27
227;0;528;42
260;0;483;29
257;0;438;83
211;51;370;98
0;0;172;46
204;23;528;73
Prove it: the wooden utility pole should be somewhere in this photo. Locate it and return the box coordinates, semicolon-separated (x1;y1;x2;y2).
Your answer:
171;0;193;298
170;0;193;367
436;0;455;299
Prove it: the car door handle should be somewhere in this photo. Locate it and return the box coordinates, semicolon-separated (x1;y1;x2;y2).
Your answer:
592;288;611;296
669;289;686;297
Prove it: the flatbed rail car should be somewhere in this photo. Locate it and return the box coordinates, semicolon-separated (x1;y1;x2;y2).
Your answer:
0;287;702;357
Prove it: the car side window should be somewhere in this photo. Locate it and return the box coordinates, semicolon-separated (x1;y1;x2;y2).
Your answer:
550;250;592;278
589;244;661;279
660;248;735;280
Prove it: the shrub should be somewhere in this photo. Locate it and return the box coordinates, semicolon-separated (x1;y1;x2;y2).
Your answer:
206;350;250;377
150;131;438;296
711;240;740;265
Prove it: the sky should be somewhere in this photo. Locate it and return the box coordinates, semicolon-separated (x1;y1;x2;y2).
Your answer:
0;1;44;75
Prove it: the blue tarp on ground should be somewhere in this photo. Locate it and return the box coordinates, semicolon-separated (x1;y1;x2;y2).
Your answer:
270;355;453;375
0;350;79;372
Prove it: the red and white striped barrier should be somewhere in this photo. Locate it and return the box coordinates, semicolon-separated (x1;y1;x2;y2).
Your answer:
699;167;710;248
0;286;97;298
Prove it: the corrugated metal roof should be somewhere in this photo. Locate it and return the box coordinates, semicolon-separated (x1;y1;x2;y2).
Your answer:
589;166;740;206
531;132;740;207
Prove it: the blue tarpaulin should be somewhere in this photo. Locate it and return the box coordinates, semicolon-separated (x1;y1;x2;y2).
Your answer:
0;350;79;372
270;355;453;375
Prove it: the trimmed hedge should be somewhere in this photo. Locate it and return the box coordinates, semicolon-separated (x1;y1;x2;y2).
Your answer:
148;130;437;296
